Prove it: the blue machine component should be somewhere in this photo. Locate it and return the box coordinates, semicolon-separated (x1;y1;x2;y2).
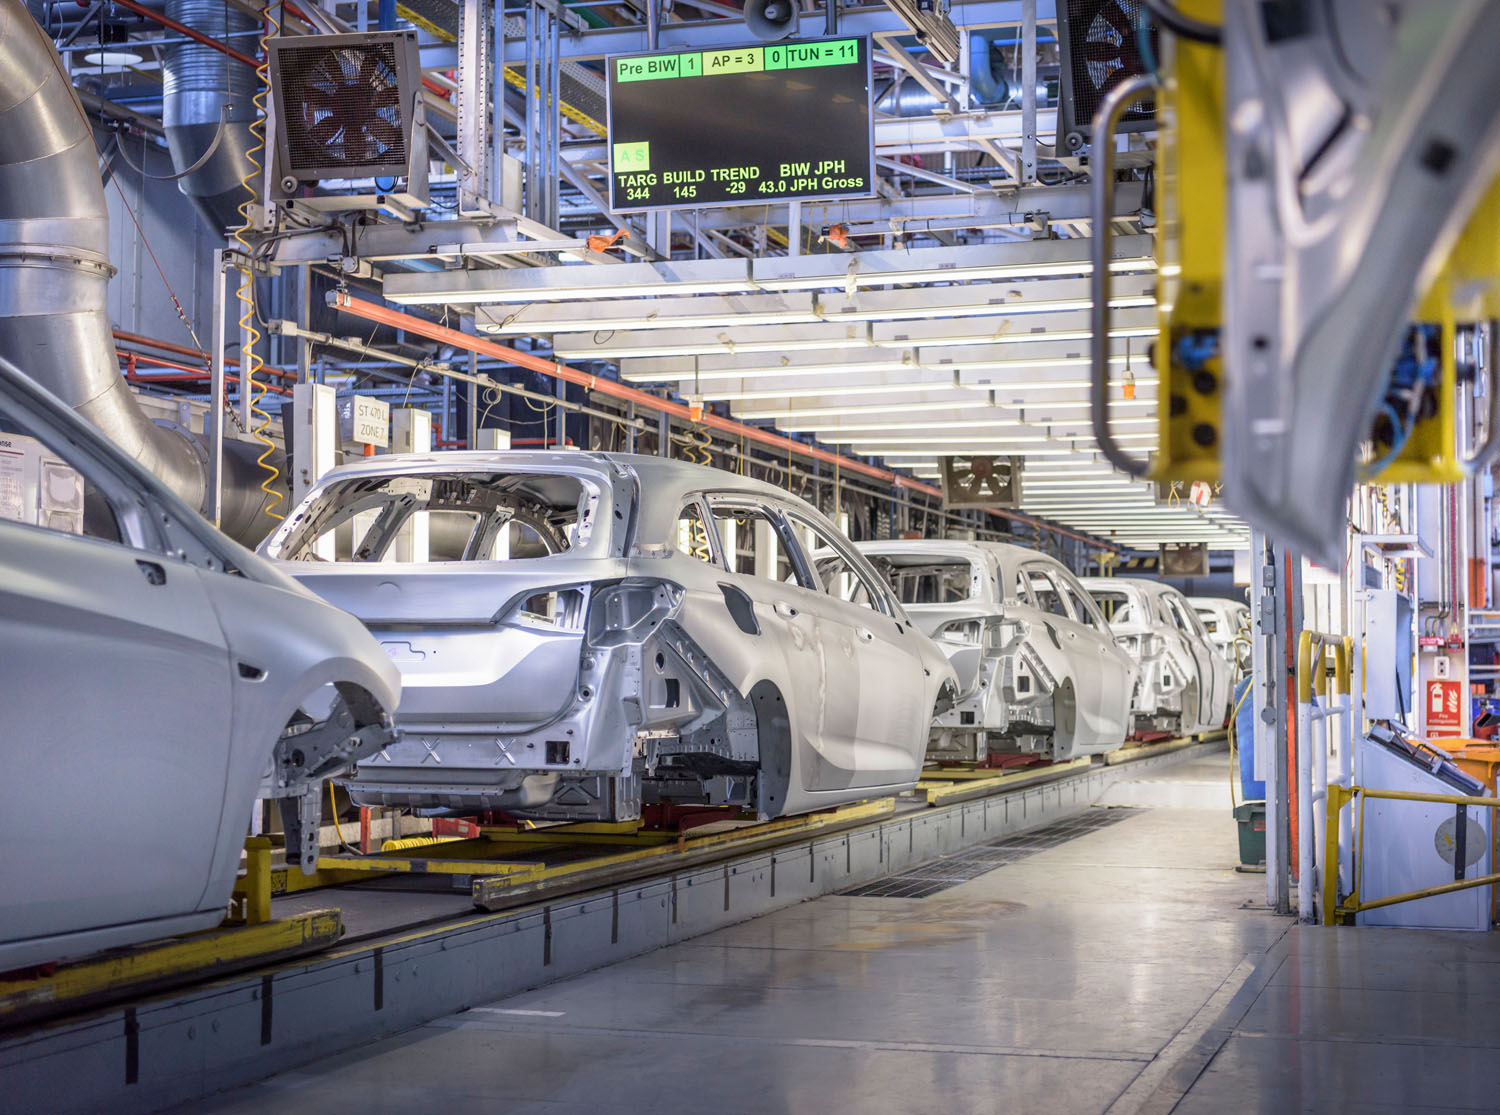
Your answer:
1368;323;1441;473
1173;329;1220;373
1233;675;1264;801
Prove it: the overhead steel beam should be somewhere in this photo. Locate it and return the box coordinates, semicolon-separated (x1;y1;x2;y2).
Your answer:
619;336;1149;382
477;273;1155;336
776;403;1158;431
542;305;1154;361
874;32;960;113
565;179;1140;234
329;290;932;486
327;291;1119;550
382;236;1154;305
874;154;978;194
414;0;1045;64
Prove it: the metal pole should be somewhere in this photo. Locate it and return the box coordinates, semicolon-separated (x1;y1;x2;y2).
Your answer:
646;0;660;51
626;401;637;453
788;200;802;256
209;248;226;526
555;374;566;447
824;0;836;35
524;0;536;221
549;12;561;228
1020;0;1037;184
658;409;670;457
296;268;311;383
467;346;479;447
492;0;504;205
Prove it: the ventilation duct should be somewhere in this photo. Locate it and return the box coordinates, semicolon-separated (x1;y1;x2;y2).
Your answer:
0;0;279;545
161;0;260;233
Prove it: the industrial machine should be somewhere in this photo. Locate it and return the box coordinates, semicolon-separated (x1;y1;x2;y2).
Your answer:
1092;0;1500;565
1355;725;1491;931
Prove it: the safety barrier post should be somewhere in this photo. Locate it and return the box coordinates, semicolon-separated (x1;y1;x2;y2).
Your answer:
1296;631;1352;923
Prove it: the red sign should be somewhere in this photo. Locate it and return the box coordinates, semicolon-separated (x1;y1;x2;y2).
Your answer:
1426;679;1465;736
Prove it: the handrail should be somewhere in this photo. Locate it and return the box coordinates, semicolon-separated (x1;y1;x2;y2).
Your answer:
1294;629;1354;922
1323;781;1500;924
1296;630;1352;703
1089;71;1158;479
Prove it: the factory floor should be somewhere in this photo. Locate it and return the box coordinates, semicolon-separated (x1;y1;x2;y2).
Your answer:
186;754;1500;1114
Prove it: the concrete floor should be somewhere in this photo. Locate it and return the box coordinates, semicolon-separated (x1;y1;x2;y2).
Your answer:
186;754;1500;1113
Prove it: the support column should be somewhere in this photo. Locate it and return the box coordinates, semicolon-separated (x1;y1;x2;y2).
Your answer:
291;382;337;559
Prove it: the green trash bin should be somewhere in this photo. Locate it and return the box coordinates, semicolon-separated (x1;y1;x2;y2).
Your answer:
1233;802;1266;866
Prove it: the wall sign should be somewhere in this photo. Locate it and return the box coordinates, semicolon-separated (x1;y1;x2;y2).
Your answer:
1426;678;1464;737
350;395;390;448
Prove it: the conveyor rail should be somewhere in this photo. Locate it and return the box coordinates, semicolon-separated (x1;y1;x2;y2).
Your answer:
0;731;1226;1115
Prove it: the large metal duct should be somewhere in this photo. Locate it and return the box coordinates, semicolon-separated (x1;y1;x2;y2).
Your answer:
0;0;277;545
161;0;259;234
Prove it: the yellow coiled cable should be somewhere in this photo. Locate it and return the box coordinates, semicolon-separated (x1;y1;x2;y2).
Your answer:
235;2;285;523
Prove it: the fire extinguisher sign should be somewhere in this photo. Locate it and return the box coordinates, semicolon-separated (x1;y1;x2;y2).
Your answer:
1426;679;1465;736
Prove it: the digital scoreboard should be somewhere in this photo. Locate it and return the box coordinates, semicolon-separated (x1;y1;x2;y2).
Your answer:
605;36;874;212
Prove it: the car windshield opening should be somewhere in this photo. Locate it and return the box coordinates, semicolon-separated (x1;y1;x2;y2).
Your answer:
864;555;975;604
276;471;594;562
1090;590;1137;626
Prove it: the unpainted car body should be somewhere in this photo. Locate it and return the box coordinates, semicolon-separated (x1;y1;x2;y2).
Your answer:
1189;596;1252;678
856;541;1138;762
1078;578;1231;737
262;452;956;823
0;358;400;972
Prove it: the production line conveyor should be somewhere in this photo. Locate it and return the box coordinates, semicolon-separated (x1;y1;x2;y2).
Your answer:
0;732;1226;1113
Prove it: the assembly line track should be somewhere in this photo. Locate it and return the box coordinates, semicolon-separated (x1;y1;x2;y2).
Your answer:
0;736;1225;1113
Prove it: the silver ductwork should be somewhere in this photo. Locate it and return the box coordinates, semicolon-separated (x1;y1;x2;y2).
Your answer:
1;0;279;545
162;0;259;233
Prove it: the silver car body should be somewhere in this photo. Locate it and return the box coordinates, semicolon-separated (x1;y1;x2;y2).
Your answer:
1188;597;1252;677
0;359;400;972
856;541;1138;762
1079;578;1231;737
262;451;955;822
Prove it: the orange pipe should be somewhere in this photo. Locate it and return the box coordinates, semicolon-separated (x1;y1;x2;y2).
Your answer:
113;328;239;369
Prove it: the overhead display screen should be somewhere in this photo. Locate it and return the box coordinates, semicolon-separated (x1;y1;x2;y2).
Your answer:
605;36;874;212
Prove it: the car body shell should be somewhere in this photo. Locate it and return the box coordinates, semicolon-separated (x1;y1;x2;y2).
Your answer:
855;540;1138;761
262;451;955;822
1078;578;1231;736
1188;597;1252;676
0;358;400;972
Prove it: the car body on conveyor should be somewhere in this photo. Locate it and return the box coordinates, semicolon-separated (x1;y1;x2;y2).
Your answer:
1079;577;1231;737
855;540;1138;762
0;357;400;972
1188;596;1252;677
262;451;957;823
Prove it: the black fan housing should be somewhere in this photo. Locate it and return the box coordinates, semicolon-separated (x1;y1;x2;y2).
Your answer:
1056;0;1158;153
269;30;421;183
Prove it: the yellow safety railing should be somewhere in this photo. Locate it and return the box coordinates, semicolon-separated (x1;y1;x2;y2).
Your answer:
1322;777;1500;925
1294;631;1353;922
1296;631;1352;706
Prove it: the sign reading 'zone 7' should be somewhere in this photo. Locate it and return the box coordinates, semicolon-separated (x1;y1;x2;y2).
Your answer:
606;35;874;212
